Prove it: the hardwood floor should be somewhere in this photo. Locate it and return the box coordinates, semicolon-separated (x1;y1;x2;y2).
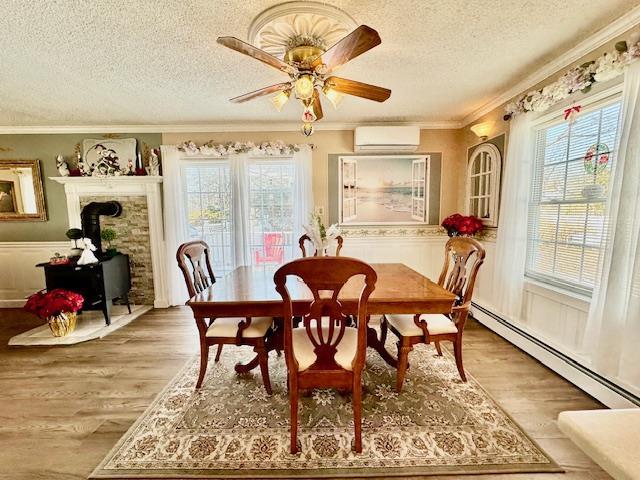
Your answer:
0;307;610;479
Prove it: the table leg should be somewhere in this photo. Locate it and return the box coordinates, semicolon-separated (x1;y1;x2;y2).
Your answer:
235;354;260;373
367;326;399;368
234;318;284;373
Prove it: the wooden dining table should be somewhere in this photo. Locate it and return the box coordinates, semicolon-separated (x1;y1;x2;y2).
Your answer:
187;262;457;372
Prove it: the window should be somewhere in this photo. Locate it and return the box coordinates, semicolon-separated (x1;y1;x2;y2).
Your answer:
526;99;622;293
466;143;502;227
248;161;295;266
184;163;234;274
183;158;297;275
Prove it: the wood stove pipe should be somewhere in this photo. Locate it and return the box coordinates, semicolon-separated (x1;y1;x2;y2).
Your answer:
80;201;122;253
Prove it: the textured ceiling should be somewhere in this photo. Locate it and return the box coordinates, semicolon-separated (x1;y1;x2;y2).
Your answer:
0;0;639;127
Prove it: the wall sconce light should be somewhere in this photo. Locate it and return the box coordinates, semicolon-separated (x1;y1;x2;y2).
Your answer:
470;121;495;141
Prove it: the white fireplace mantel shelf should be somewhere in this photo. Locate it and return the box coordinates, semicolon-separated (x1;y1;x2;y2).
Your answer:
50;176;162;185
51;175;168;308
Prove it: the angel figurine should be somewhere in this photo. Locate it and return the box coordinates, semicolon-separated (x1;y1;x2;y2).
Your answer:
77;238;99;265
56;155;70;176
146;149;160;176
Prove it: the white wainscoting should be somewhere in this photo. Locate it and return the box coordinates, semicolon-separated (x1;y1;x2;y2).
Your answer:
340;235;448;280
0;241;69;307
471;241;636;407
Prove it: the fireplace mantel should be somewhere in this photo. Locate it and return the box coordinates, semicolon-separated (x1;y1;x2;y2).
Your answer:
50;175;168;308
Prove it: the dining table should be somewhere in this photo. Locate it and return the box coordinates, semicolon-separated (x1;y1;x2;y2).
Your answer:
187;262;457;373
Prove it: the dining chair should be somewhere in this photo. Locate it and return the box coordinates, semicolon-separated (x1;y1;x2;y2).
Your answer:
381;237;485;391
177;240;274;393
274;256;377;454
298;234;344;257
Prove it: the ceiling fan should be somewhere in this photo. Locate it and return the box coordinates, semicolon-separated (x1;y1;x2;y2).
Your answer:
217;24;391;136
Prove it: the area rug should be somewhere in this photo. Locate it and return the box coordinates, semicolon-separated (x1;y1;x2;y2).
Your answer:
8;305;151;346
91;339;561;478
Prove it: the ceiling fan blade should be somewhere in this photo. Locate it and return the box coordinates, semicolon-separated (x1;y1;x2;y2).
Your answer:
230;83;291;103
311;89;323;121
324;76;391;102
313;25;381;72
217;36;294;74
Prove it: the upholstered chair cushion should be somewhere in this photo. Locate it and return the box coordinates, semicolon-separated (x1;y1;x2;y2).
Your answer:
291;326;358;371
206;317;272;338
386;313;458;337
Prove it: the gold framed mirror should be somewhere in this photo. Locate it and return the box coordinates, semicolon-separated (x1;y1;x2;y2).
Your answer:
0;159;47;221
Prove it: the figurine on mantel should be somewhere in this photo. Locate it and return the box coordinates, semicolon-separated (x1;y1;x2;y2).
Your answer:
56;155;70;176
146;149;160;176
77;238;99;265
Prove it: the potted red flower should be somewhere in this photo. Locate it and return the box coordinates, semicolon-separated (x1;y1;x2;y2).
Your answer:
441;214;484;237
24;289;84;337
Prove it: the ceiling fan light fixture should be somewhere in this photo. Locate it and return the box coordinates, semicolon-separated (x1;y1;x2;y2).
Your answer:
270;89;291;111
301;122;314;136
323;86;344;109
294;74;315;100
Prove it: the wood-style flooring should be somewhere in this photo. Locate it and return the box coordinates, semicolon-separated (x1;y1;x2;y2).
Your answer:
0;307;610;479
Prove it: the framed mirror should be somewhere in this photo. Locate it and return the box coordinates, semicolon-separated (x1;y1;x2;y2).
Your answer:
0;159;47;221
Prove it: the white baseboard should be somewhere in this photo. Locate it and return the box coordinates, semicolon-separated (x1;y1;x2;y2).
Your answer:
471;303;638;409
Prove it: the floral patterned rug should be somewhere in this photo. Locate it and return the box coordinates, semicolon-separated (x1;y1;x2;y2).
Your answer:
91;341;561;478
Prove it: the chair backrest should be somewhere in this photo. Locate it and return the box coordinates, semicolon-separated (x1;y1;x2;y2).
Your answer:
298;234;344;257
176;240;216;298
264;232;284;256
438;236;486;309
274;256;377;374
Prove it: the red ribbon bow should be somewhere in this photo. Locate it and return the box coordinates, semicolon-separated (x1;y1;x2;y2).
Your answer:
564;105;581;120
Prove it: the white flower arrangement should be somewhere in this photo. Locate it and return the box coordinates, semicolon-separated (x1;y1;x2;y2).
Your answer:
505;34;640;119
177;140;301;156
303;213;341;256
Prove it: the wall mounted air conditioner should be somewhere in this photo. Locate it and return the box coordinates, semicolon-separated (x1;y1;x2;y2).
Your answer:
354;126;420;152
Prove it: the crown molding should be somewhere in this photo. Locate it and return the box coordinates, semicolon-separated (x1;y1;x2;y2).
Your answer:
460;5;640;127
0;120;461;134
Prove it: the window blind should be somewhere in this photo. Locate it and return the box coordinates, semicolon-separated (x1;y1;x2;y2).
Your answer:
526;100;622;293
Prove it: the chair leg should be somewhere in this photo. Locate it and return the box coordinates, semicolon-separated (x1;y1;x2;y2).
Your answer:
396;338;412;393
289;379;299;454
196;339;209;389
214;344;223;362
353;376;363;453
453;336;467;382
434;340;443;356
256;343;272;395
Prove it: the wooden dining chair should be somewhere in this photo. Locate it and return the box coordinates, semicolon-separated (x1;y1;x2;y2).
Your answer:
274;256;377;454
381;237;485;391
298;234;344;257
177;240;274;393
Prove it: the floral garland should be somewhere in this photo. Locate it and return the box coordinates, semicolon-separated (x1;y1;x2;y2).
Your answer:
177;140;301;156
505;35;640;119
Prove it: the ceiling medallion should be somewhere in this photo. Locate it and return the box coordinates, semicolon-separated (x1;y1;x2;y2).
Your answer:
248;2;357;59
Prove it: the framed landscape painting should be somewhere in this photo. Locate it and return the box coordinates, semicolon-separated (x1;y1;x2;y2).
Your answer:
338;155;434;225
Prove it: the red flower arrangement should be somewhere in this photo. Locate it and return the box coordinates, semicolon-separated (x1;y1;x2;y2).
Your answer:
441;214;484;237
24;289;84;320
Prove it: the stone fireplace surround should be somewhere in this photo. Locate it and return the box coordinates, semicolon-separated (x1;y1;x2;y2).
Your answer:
51;176;168;308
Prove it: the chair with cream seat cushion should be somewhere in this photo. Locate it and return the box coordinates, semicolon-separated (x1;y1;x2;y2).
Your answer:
274;256;377;454
177;240;274;393
206;316;272;338
385;314;458;337
381;237;485;391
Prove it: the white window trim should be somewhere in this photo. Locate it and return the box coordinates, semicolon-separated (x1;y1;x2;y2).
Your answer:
525;86;623;297
465;143;502;227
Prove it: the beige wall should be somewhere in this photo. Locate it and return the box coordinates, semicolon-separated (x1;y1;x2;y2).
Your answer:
162;128;465;222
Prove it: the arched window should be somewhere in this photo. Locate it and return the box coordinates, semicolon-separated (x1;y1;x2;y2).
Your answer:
466;143;502;227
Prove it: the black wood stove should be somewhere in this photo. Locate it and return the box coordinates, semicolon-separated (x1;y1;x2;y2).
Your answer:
37;201;132;325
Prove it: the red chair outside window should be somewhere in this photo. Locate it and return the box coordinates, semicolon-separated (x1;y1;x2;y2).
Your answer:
254;232;285;264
